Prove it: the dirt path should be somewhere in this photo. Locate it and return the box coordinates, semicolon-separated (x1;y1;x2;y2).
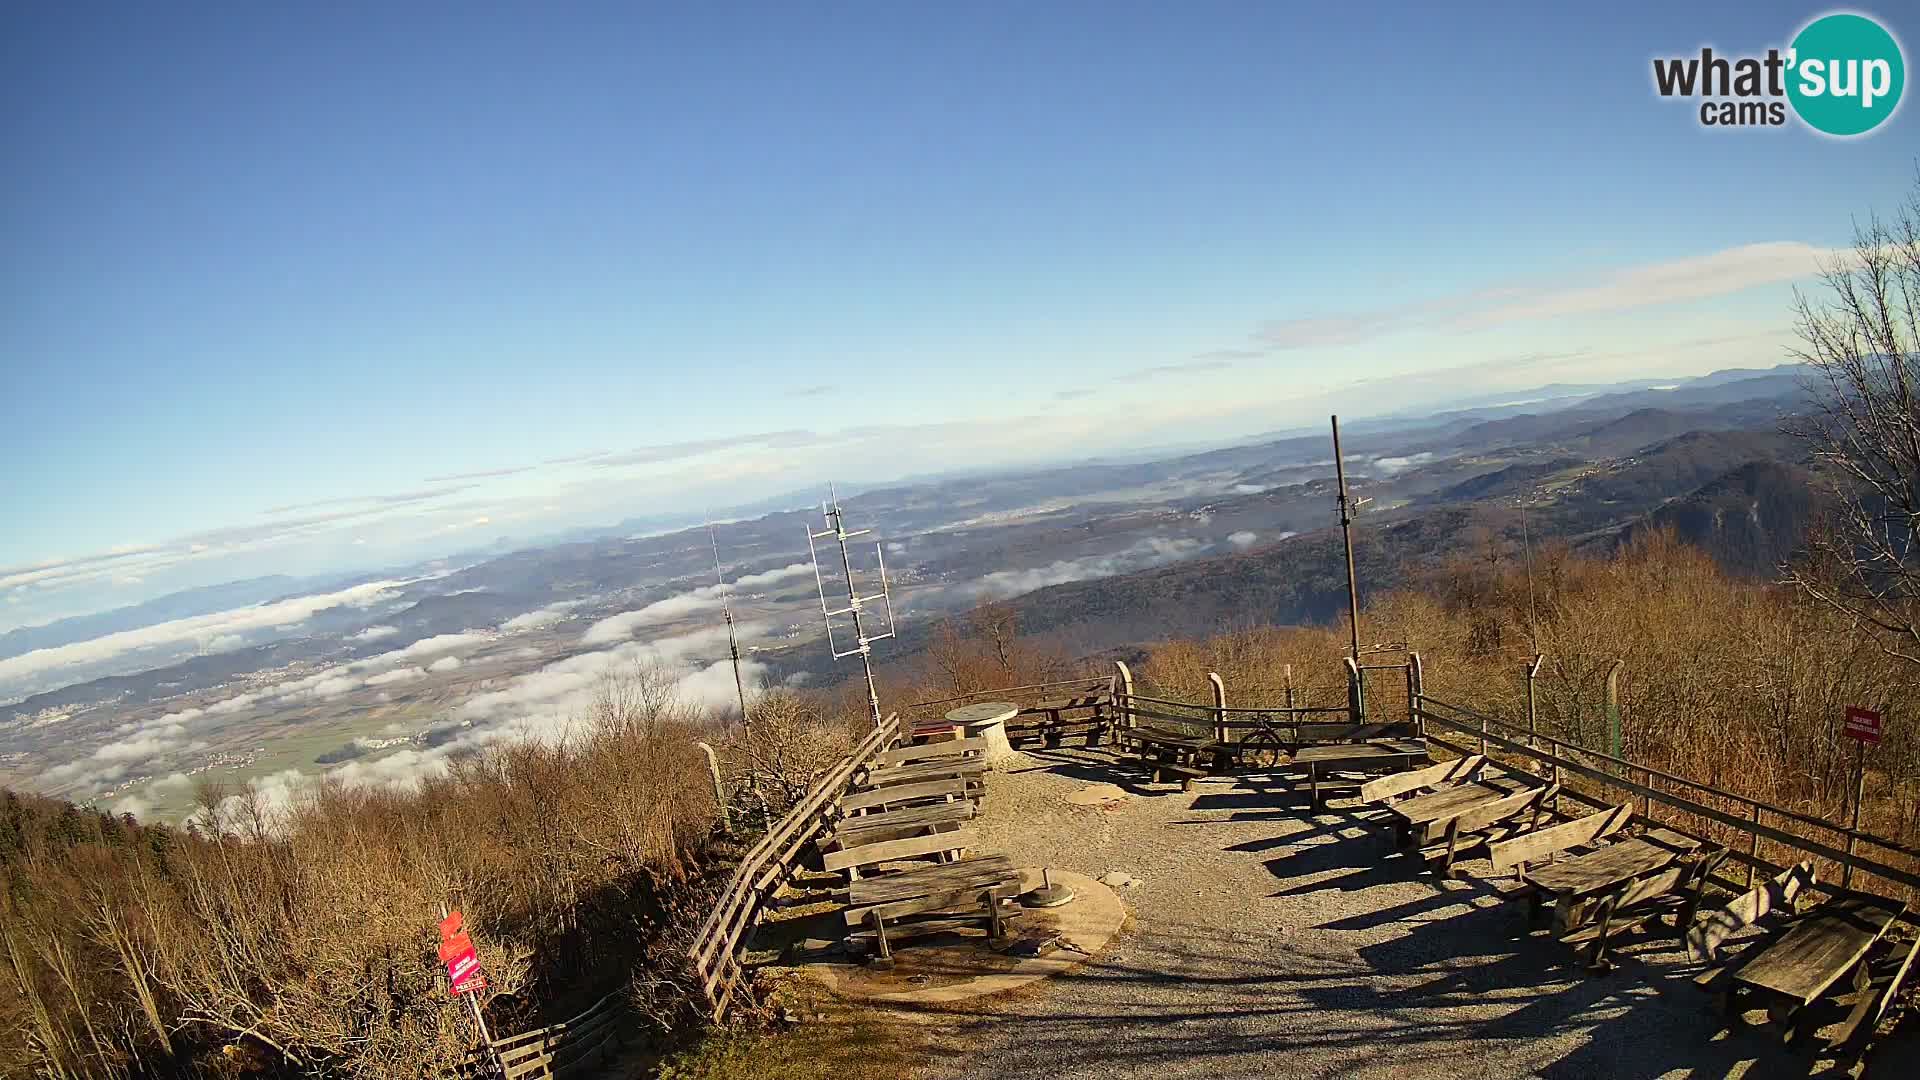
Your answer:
895;745;1907;1080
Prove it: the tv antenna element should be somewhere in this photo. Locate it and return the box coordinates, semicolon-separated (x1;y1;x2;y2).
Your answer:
806;487;897;728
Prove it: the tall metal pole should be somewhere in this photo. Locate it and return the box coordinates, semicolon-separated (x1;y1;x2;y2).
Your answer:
1331;416;1364;715
1331;416;1363;664
707;523;752;732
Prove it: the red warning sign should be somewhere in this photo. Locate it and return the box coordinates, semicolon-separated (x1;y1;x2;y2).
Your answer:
1843;705;1883;745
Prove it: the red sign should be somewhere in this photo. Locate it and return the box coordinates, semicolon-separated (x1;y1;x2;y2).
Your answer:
437;910;487;996
1844;706;1883;745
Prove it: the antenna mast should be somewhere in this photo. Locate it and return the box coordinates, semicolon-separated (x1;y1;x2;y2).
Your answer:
707;521;752;731
806;486;897;728
1330;416;1363;664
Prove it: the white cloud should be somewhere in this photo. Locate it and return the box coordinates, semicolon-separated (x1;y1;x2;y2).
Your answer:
351;625;399;642
0;578;413;687
1228;531;1258;549
349;632;490;670
582;563;811;645
365;667;426;687
427;656;463;673
961;538;1202;600
500;601;586;632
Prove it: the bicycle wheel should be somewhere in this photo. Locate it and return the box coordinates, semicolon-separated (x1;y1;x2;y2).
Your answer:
1238;728;1285;770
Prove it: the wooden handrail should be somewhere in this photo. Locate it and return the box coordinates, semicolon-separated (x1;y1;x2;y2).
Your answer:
1416;694;1920;862
685;712;901;1021
1415;703;1920;894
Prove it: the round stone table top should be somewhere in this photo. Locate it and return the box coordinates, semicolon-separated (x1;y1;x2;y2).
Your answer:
945;701;1019;725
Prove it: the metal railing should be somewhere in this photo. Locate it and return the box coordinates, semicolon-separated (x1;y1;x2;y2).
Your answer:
1415;693;1920;897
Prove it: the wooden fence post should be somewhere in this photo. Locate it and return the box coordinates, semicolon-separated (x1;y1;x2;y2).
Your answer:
1344;657;1362;723
1406;652;1424;731
696;741;731;835
1114;661;1135;748
1747;803;1762;888
1208;672;1226;747
1284;663;1296;712
1603;659;1625;765
1525;654;1544;751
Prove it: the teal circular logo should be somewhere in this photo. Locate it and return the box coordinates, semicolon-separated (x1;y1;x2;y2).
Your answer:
1788;13;1905;136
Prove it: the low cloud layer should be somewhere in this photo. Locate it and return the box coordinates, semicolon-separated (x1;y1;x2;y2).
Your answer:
581;563;812;645
960;537;1202;600
0;579;412;692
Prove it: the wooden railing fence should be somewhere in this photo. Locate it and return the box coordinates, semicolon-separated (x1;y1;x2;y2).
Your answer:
685;713;901;1021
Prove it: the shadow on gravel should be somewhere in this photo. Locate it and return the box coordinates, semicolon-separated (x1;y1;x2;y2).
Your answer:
875;913;1802;1079
1000;748;1162;796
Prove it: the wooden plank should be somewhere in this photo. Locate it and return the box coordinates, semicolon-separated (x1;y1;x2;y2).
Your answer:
846;882;1016;926
1488;804;1633;874
832;802;973;846
1735;894;1906;1006
1444;782;1553;840
1559;866;1687;946
840;777;978;814
823;828;977;873
874;737;987;766
847;914;1014;942
1359;754;1484;804
504;1053;554;1080
1522;837;1678;899
1387;778;1524;830
848;855;1015;906
1292;739;1428;767
858;757;988;788
1688;861;1816;963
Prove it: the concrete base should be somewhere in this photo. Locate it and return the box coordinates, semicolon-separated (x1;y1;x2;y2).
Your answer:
963;718;1016;767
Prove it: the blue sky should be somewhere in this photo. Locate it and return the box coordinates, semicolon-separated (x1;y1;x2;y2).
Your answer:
2;2;1915;629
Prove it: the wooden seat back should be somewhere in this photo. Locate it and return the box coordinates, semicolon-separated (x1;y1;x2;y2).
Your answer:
1686;860;1815;963
1359;755;1485;804
1488;803;1633;875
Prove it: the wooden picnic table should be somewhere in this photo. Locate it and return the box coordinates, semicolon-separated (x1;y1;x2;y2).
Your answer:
1520;832;1696;931
1735;894;1907;1019
1383;777;1525;845
1290;739;1430;805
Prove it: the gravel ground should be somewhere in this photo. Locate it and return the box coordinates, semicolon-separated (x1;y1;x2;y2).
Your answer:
898;745;1905;1080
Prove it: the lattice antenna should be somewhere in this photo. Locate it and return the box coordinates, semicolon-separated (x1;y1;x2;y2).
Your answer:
805;484;896;728
707;519;752;731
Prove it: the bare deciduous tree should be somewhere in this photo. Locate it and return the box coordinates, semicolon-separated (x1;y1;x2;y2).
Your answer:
1789;174;1920;667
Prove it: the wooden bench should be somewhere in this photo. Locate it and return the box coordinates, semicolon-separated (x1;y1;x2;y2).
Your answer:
839;776;981;816
1360;754;1486;806
1382;772;1528;849
1415;782;1557;876
1692;861;1821;1026
1006;691;1112;748
1825;930;1919;1067
842;853;1024;961
1559;845;1728;971
1724;892;1908;1046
